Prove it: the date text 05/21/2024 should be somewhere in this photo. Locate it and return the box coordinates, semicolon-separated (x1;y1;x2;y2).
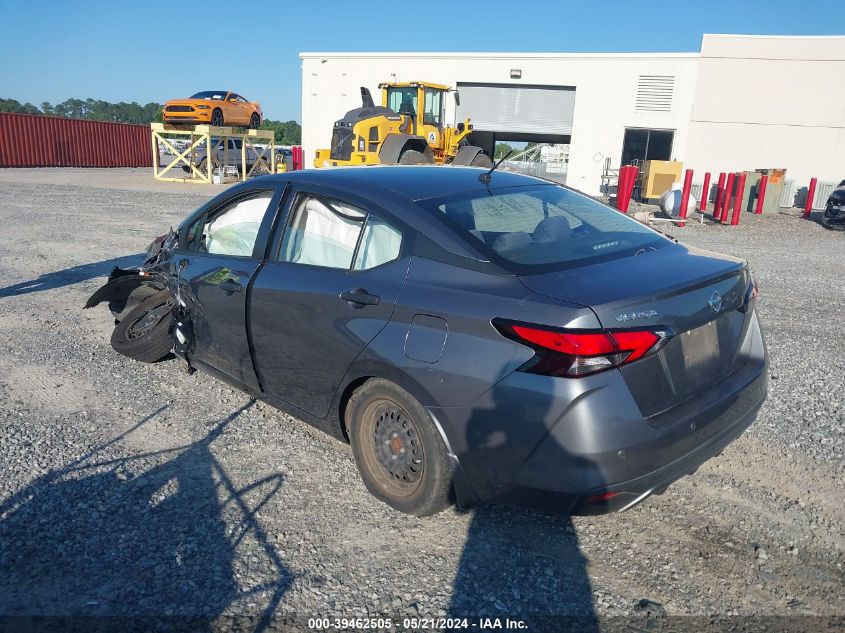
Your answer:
307;617;528;630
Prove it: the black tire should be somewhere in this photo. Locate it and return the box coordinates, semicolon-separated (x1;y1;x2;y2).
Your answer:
347;379;454;516
249;113;260;129
398;149;429;165
110;291;174;363
211;108;224;127
469;153;493;168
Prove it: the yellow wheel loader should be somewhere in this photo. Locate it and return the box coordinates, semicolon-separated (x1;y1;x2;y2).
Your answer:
314;81;493;169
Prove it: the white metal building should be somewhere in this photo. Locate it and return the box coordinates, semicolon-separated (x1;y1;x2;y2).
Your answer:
300;35;845;196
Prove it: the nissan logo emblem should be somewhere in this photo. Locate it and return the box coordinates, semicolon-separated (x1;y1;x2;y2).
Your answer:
709;290;723;313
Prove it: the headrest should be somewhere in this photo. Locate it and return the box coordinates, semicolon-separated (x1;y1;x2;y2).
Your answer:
533;216;571;243
491;231;532;252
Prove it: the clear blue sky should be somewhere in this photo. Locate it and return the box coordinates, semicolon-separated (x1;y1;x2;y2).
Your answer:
2;0;841;122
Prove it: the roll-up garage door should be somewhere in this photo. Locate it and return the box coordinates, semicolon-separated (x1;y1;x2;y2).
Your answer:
455;83;576;135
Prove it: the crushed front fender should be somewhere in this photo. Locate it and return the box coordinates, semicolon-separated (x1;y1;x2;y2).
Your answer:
84;266;168;320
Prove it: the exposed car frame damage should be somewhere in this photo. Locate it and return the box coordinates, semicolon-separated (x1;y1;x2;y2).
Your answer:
84;230;195;366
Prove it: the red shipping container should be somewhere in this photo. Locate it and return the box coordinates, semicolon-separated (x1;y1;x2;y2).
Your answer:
0;112;153;167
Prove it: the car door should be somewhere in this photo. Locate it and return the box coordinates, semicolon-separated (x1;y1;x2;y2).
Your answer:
229;93;248;126
249;187;410;418
177;186;283;388
222;92;239;125
225;139;241;168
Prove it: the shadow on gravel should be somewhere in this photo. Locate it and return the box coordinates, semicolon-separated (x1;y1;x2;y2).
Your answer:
0;400;291;632
448;378;599;631
0;253;144;299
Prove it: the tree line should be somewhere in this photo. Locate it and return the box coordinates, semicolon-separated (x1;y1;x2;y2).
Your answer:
0;97;301;145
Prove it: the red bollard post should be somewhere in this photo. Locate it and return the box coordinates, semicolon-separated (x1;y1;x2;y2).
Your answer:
679;169;694;227
616;166;629;212
721;173;735;223
804;177;817;218
713;172;726;220
755;175;768;215
626;165;639;213
700;172;711;212
730;173;747;226
292;145;304;170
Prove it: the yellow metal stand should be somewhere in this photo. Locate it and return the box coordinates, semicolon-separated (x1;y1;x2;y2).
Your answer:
151;122;275;184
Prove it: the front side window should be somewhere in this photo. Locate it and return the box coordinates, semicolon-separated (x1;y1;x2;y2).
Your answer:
426;186;667;272
423;89;442;127
387;87;418;117
279;196;402;270
188;191;273;257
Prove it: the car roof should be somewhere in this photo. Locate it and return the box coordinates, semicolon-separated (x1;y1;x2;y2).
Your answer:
259;166;553;202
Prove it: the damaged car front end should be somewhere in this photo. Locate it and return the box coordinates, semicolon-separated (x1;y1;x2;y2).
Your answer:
84;229;193;364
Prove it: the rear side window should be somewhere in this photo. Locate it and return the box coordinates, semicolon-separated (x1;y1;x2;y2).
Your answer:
279;196;402;270
354;216;402;270
426;185;665;272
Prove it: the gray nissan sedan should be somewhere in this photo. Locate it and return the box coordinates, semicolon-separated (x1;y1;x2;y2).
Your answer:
86;166;768;516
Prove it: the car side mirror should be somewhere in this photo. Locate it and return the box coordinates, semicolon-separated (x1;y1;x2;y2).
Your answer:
453;90;460;106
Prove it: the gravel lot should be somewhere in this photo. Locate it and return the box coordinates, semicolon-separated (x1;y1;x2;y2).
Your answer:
0;169;842;630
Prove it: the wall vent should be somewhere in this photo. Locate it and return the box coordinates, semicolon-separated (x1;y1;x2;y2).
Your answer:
779;179;796;208
636;75;675;112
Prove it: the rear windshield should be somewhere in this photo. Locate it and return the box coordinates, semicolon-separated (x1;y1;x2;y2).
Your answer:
191;91;227;100
423;185;668;273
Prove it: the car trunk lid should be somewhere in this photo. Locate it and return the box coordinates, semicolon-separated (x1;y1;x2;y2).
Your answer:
520;243;752;417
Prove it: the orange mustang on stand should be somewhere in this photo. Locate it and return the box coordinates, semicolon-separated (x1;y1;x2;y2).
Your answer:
162;91;263;128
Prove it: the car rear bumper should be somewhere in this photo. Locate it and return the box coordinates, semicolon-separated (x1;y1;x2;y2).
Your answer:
430;311;768;515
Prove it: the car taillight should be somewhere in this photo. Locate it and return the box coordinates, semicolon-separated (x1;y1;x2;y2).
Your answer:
494;320;672;378
740;277;759;313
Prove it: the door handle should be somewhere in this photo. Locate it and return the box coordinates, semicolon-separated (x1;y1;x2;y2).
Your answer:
340;288;380;307
218;279;242;294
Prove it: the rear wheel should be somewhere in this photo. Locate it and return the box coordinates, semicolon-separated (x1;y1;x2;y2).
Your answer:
470;153;494;168
398;149;429;165
347;379;454;516
249;113;261;129
110;291;174;363
197;156;220;178
211;108;224;127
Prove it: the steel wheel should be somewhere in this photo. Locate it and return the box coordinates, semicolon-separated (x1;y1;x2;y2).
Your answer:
347;379;454;515
125;302;172;340
109;291;174;363
368;399;424;494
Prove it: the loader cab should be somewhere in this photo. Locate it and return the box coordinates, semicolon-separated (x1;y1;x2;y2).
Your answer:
382;82;447;147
